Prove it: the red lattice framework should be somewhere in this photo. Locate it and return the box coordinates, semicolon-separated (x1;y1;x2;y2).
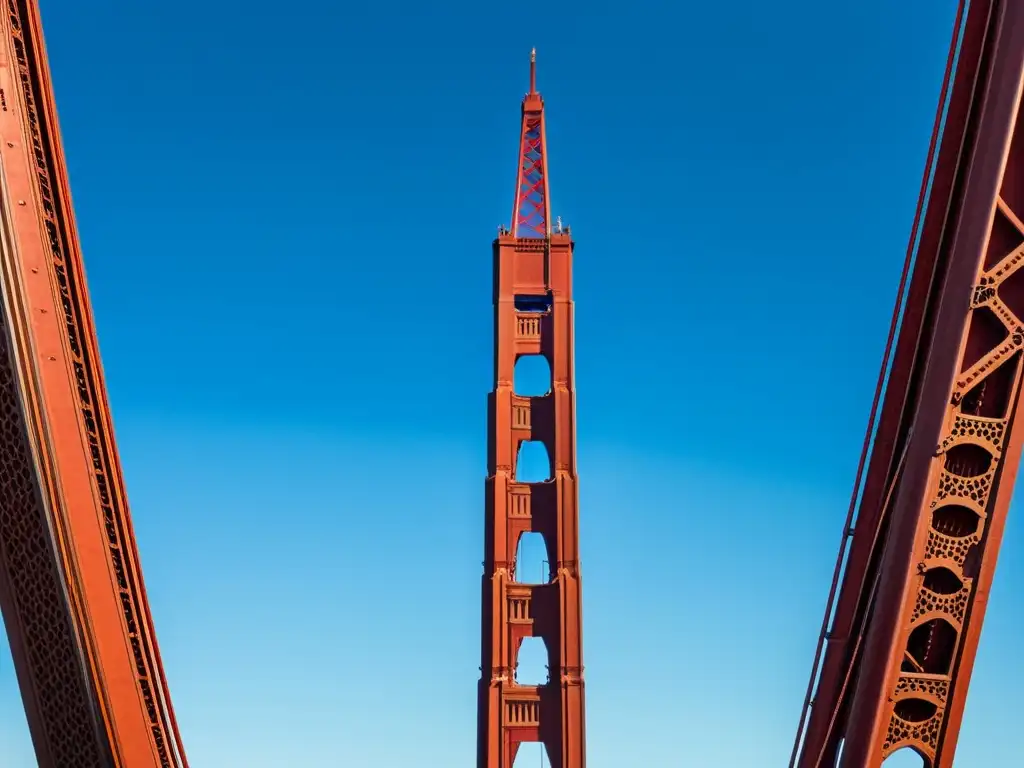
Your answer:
512;49;550;239
792;1;1024;765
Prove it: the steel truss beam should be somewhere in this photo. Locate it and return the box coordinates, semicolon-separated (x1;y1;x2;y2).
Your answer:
793;2;1024;765
0;3;188;766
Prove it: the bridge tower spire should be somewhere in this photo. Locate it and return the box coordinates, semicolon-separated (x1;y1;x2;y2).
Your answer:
478;50;586;768
511;48;552;238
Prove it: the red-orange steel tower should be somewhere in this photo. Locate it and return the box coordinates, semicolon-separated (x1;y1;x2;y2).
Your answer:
792;1;1024;765
478;50;586;768
0;3;188;766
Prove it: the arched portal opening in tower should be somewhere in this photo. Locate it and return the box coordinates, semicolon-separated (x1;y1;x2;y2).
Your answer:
881;746;927;766
515;636;549;685
515;531;550;584
516;440;551;483
513;740;552;767
514;354;551;396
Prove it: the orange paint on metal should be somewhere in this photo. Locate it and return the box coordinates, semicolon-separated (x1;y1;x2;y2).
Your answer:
0;2;187;766
793;2;1024;765
478;51;586;768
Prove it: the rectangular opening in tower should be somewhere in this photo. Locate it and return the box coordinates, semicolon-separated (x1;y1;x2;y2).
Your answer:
514;294;552;313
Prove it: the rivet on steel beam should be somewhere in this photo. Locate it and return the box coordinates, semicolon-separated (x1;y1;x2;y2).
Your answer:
17;200;25;205
30;267;37;273
5;142;12;147
47;355;55;361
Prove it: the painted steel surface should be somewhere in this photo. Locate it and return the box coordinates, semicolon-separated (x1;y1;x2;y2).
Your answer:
478;51;587;768
793;2;1024;764
0;3;188;766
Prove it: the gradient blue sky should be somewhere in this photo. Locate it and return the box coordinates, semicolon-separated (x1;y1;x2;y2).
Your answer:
0;0;1020;765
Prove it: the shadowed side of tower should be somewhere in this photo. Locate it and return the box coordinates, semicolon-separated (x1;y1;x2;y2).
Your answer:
477;50;587;768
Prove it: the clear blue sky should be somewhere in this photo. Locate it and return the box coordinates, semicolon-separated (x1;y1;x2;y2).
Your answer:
0;0;1020;765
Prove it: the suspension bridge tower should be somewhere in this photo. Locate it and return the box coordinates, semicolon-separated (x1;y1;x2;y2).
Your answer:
477;50;587;768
